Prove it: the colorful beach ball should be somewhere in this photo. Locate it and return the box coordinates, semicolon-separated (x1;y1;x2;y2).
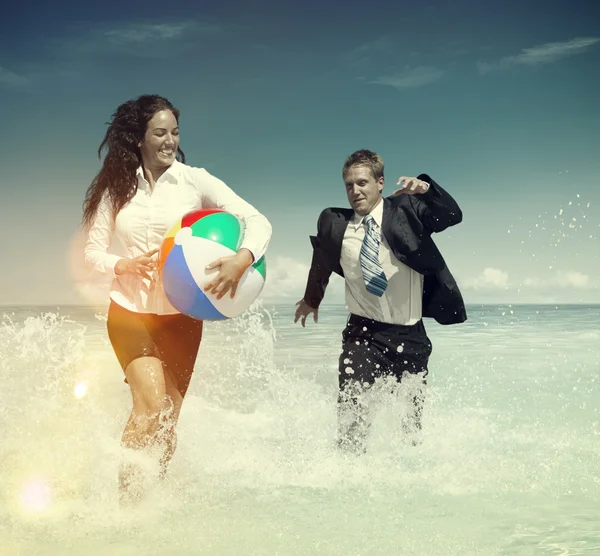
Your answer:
159;209;267;320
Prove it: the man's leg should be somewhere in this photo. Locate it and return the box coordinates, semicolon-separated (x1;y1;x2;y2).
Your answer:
337;378;372;454
384;320;432;442
336;316;432;451
336;316;388;453
397;370;427;445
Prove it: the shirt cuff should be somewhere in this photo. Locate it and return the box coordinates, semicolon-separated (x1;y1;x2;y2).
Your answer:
417;174;440;200
105;254;123;276
239;243;263;264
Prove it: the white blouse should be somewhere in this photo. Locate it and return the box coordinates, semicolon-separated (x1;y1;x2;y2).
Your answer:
84;160;272;315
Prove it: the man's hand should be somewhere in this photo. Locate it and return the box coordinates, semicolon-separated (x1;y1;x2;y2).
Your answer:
115;248;159;280
203;248;254;300
392;176;430;196
294;299;319;327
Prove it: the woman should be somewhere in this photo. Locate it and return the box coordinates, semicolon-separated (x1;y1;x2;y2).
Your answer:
82;94;272;501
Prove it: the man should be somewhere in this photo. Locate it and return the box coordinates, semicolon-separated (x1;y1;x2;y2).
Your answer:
294;149;466;453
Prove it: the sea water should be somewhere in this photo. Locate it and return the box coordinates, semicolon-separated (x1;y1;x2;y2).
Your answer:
0;303;598;555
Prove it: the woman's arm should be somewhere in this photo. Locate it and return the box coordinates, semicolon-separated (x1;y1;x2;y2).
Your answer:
83;192;122;275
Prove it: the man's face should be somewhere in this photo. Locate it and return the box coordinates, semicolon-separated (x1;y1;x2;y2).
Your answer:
344;165;384;215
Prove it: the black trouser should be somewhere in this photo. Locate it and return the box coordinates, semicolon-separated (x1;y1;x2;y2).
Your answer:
337;314;432;452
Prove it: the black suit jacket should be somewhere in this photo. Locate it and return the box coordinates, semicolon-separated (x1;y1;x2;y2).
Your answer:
302;174;467;325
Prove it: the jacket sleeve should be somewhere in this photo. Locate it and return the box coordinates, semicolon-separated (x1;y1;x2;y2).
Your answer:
302;210;333;309
409;174;463;234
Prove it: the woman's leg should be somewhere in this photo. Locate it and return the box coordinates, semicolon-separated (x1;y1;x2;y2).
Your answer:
107;301;202;494
152;315;203;479
119;355;174;502
157;372;183;479
121;355;170;450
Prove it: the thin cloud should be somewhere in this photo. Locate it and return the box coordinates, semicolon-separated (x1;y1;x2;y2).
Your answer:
368;66;445;90
346;36;396;63
465;269;597;292
0;66;29;88
478;36;600;74
103;21;219;44
104;23;192;43
523;272;594;290
464;268;510;290
561;272;590;288
57;19;225;59
345;34;455;90
261;256;344;303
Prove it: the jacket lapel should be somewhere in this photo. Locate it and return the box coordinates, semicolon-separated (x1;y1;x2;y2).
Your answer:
381;197;393;247
327;210;352;275
381;196;411;265
332;211;350;248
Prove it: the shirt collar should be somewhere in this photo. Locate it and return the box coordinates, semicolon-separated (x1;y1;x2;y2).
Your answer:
136;159;181;184
353;197;384;227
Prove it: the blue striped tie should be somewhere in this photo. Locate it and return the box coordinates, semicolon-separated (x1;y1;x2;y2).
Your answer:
360;215;387;297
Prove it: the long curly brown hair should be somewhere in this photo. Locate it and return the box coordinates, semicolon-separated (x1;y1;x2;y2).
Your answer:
82;94;185;229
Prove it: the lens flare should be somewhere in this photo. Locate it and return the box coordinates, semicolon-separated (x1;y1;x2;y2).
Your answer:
74;382;88;399
18;478;52;514
67;228;112;305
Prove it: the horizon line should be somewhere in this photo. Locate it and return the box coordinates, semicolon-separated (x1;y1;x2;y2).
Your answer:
2;302;599;308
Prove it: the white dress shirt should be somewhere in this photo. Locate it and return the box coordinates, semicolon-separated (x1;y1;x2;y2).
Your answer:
340;198;423;325
84;160;272;315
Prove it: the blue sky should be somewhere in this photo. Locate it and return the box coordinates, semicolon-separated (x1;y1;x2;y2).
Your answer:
1;0;599;305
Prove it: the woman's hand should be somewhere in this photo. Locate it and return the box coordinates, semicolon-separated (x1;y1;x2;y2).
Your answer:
203;249;254;299
115;248;159;280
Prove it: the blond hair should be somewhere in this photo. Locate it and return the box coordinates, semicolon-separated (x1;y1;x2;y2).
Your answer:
342;149;384;180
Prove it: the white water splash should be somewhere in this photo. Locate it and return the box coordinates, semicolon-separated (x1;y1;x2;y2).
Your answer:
0;304;598;555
